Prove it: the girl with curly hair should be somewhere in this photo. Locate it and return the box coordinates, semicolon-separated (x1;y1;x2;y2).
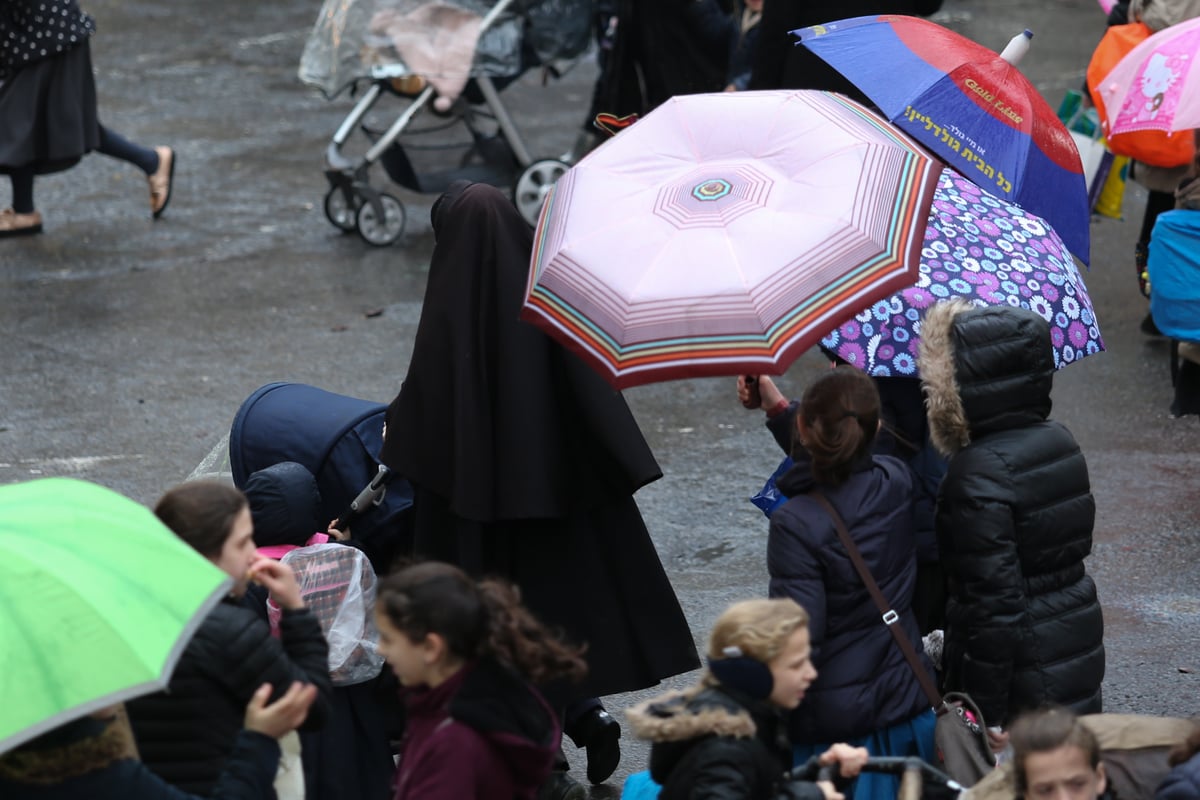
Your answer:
374;561;587;800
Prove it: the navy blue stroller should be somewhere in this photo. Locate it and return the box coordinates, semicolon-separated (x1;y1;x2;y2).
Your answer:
229;382;413;573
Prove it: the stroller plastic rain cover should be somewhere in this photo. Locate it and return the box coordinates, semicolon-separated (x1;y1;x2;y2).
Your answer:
299;0;591;99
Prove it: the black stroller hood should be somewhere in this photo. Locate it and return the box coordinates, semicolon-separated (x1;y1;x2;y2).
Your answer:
229;382;412;572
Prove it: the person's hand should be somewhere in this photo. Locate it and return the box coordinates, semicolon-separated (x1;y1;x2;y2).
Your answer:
248;557;305;610
820;743;870;778
816;781;843;800
327;519;350;541
739;374;787;412
738;374;763;408
244;682;317;739
987;727;1010;754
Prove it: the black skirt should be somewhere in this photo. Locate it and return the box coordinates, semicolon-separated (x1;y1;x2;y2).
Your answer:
409;485;702;703
0;40;98;175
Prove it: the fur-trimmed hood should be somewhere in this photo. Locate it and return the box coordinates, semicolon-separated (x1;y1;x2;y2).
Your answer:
0;719;126;785
627;683;794;796
918;300;1055;455
626;684;757;744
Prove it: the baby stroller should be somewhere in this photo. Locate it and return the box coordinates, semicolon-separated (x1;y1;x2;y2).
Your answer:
299;0;591;245
229;382;414;573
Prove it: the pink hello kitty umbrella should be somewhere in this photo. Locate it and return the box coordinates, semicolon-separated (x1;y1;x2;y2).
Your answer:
1095;16;1200;136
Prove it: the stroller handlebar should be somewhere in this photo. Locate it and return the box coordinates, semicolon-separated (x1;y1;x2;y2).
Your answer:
332;464;393;531
804;756;965;800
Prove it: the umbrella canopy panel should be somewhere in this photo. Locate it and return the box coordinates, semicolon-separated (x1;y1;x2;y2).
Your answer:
525;89;941;389
795;14;1091;265
0;478;231;753
821;168;1104;377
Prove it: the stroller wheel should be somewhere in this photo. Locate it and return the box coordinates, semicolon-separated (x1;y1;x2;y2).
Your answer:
356;193;406;247
513;159;569;226
324;187;362;232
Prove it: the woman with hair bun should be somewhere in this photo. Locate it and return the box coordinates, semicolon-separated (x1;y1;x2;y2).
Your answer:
765;367;936;800
374;561;588;800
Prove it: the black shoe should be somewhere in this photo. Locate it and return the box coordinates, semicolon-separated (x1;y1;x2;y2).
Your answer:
568;708;621;784
537;771;588;800
1141;310;1164;337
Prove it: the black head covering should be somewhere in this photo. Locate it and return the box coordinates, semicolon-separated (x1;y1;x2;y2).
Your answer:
380;182;662;522
243;461;322;547
951;305;1055;438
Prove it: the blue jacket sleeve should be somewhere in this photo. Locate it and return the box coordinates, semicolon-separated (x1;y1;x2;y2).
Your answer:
122;731;279;800
1156;753;1200;800
767;501;828;651
765;401;799;456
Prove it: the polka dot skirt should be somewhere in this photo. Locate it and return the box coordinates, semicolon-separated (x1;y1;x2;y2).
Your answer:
1;0;95;78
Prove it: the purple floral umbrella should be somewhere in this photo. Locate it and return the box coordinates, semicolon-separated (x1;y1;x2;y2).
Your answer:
821;167;1104;376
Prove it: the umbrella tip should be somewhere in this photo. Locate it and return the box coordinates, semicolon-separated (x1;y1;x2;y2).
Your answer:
999;29;1034;65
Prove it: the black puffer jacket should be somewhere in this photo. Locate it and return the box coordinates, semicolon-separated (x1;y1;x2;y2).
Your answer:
918;301;1105;727
627;683;825;800
126;598;333;795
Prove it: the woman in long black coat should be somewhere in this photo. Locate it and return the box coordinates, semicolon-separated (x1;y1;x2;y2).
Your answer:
379;182;700;781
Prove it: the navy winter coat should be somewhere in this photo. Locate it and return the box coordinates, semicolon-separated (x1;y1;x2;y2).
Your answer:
0;717;278;800
768;449;934;744
1157;752;1200;800
919;302;1105;727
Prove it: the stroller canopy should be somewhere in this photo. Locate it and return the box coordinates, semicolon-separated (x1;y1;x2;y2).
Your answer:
299;0;591;98
229;382;413;572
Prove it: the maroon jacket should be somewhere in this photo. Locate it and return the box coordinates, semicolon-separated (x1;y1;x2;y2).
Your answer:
391;659;559;800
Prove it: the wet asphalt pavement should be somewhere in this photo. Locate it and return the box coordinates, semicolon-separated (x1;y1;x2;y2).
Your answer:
1;0;1198;794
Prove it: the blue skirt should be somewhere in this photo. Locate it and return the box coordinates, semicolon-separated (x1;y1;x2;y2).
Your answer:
793;709;937;800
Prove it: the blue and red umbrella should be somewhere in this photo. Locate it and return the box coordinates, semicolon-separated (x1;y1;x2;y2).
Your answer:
795;15;1090;265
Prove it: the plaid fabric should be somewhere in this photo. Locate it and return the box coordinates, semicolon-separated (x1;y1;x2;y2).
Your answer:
268;544;382;684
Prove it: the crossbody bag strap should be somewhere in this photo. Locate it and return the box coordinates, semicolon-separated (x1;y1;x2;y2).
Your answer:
809;490;944;712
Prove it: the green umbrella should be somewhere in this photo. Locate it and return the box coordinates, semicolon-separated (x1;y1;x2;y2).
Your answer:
0;478;232;753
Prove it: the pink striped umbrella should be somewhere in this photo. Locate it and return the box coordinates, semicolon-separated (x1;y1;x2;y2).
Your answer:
521;90;941;389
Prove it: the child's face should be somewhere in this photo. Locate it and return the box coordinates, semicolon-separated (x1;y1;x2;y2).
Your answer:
374;609;437;687
1022;745;1106;800
767;626;818;710
211;506;257;596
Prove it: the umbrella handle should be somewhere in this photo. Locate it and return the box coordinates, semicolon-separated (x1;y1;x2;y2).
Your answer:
741;375;762;409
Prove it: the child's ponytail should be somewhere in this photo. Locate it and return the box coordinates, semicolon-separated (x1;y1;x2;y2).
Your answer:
798;366;881;486
477;579;587;685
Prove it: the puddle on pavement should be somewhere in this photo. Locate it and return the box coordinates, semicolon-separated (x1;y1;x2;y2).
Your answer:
693;540;733;564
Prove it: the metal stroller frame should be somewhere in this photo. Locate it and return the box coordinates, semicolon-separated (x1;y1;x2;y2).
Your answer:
321;0;569;246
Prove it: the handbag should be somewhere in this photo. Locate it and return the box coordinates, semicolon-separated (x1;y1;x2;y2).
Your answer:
809;491;995;787
750;455;794;518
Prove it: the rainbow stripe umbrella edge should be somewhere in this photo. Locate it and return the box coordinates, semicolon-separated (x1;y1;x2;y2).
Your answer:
522;90;940;390
0;478;231;753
